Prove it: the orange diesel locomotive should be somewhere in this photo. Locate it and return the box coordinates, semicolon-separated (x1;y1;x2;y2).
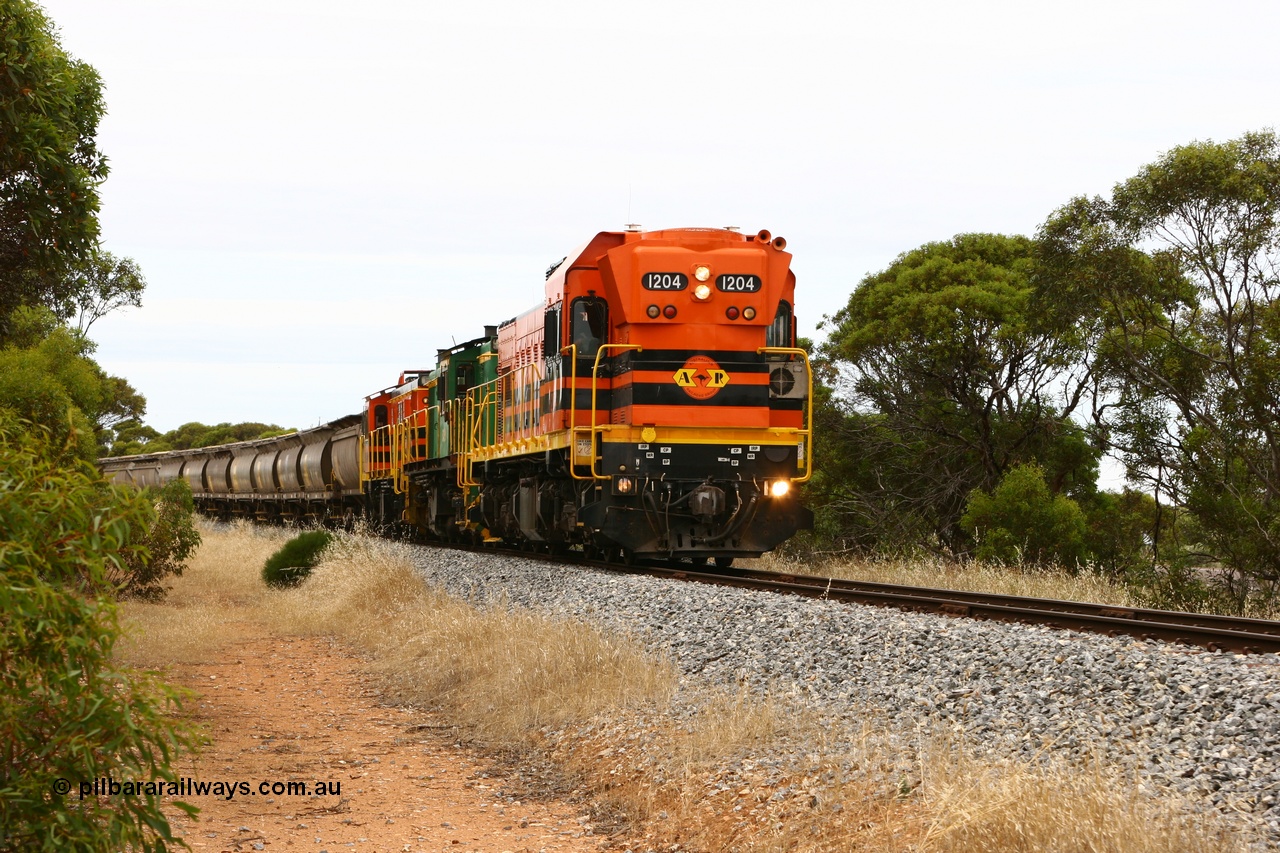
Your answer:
101;226;813;564
363;226;813;563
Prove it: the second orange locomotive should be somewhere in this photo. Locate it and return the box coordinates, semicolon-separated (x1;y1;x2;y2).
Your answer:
364;225;813;563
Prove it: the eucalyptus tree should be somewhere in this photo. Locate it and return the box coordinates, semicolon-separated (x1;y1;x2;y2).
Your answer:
0;0;107;339
1040;130;1280;594
818;233;1099;551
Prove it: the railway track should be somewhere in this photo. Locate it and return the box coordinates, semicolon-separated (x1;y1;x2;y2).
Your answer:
648;563;1280;654
487;544;1280;654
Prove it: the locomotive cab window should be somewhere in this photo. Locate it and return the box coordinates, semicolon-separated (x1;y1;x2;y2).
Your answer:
455;363;473;398
571;297;608;358
766;300;793;348
544;305;562;359
374;404;388;429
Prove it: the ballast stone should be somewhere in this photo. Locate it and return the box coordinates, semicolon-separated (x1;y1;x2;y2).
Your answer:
411;546;1280;845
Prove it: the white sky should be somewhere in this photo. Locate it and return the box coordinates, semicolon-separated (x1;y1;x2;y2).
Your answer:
39;0;1280;433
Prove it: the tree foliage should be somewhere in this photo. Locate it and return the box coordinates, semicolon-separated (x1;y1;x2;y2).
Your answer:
0;0;107;340
961;463;1089;568
0;418;197;851
107;420;294;457
1041;129;1280;589
817;233;1100;551
0;307;146;460
62;251;146;336
110;479;202;600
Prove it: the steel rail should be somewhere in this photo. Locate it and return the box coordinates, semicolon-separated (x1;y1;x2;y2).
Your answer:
619;561;1280;654
472;543;1280;655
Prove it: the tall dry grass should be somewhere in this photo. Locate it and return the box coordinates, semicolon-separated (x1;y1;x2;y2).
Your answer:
918;743;1247;852
760;550;1139;607
115;520;292;666
117;523;1258;852
569;712;1254;853
268;533;676;741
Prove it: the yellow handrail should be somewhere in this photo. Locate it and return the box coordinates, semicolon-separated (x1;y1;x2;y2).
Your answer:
561;343;589;481
393;406;433;495
457;396;480;488
458;379;501;487
588;343;642;479
362;423;395;484
757;346;814;483
563;342;644;480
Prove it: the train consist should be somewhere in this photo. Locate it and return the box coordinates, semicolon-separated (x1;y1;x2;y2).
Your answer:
100;226;813;563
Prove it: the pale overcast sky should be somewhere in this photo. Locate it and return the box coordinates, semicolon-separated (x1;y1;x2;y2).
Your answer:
38;0;1280;432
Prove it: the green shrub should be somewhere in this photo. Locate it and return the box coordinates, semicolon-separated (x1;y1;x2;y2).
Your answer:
262;530;334;588
961;463;1088;569
1081;489;1158;578
109;479;202;600
0;418;197;851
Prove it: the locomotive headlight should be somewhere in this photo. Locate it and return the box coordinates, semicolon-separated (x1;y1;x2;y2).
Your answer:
768;479;791;498
694;265;711;282
693;283;712;301
616;476;634;495
742;306;757;320
647;304;661;318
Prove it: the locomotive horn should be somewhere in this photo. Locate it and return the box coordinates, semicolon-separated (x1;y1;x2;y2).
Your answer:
756;229;772;243
772;236;787;250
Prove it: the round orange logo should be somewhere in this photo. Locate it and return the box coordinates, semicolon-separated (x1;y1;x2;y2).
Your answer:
673;355;730;400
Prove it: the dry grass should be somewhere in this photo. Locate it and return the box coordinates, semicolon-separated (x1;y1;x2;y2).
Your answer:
268;533;676;742
569;711;1254;853
919;742;1247;852
759;550;1139;607
115;520;292;666
119;523;1259;852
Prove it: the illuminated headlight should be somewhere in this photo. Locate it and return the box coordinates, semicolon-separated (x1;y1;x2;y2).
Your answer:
616;476;634;495
693;283;712;301
768;480;791;498
694;265;711;282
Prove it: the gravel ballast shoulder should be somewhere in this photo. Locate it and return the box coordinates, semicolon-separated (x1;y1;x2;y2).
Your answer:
409;547;1280;843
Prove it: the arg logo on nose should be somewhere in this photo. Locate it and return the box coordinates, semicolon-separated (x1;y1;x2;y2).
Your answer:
674;355;730;400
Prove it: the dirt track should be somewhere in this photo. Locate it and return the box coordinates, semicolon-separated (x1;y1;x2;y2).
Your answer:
165;625;624;853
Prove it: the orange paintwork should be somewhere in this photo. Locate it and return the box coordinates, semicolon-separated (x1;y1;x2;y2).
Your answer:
522;228;799;435
368;228;804;478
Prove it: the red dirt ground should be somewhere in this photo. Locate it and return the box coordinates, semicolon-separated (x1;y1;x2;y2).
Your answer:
164;627;631;853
